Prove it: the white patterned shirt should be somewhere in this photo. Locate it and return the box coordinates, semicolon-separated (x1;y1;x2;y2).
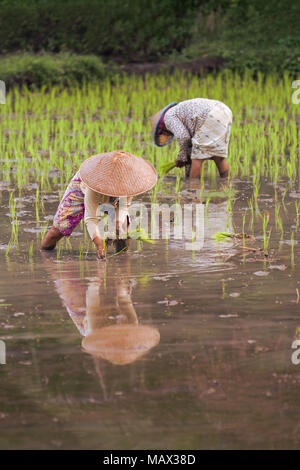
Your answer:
164;98;220;139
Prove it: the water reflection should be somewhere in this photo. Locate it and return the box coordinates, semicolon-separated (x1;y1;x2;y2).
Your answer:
3;180;300;448
44;255;160;365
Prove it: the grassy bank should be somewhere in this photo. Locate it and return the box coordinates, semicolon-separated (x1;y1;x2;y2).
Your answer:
1;51;299;90
0;53;111;88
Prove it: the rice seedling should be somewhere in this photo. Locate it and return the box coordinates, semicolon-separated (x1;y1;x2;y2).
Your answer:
253;183;261;216
28;240;34;271
281;187;288;214
274;202;281;230
248;198;254;232
291;231;295;269
263;213;272;254
242;212;246;247
277;217;284;252
40;224;49;241
9;192;16;220
205;197;210;218
65;237;73;253
107;245;128;258
295;201;300;229
5;241;13;256
35;187;40;222
212;232;234;242
128;227;155;244
56;243;62;259
6;192;19;250
164;227;169;252
175;171;182;198
200;161;206;190
28;240;34;258
222;280;227;300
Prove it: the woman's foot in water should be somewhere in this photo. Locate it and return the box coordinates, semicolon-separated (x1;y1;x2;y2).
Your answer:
213;156;230;178
189;160;203;178
41;226;64;250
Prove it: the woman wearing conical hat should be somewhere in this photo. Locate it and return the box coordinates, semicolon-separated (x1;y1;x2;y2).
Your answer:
150;99;233;179
41;151;157;258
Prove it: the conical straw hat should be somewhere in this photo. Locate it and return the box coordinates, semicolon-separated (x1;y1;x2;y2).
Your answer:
82;324;160;365
149;102;177;147
79;151;158;197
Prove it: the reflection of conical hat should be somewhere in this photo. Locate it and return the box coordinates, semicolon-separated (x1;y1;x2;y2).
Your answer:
82;324;160;365
80;151;158;197
149;102;177;147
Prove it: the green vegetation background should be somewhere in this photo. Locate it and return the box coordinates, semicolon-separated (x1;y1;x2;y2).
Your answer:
0;0;300;86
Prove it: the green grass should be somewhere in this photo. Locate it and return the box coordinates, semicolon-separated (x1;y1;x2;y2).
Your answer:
0;53;108;88
0;70;299;189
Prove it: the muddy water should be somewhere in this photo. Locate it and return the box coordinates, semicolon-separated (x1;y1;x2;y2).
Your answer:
1;177;300;450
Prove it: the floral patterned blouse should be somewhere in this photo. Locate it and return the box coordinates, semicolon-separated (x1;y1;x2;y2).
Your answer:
164;98;220;139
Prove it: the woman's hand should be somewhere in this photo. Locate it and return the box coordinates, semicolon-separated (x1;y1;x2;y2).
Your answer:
175;159;186;168
97;246;106;260
93;236;106;260
176;138;192;168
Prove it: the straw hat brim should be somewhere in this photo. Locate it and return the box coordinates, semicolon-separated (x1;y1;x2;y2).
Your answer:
150;102;177;147
82;324;160;365
79;151;158;197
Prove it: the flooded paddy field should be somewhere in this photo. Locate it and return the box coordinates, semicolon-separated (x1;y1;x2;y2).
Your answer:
1;71;300;449
1;176;300;450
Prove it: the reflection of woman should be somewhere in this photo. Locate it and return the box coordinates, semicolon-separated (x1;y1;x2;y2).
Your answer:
45;256;160;365
82;274;160;365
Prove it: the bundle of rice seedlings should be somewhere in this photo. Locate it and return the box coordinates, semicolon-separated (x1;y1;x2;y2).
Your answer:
128;227;155;243
158;161;176;177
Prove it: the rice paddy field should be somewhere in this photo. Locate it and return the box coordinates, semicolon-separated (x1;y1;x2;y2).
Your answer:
1;71;300;450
